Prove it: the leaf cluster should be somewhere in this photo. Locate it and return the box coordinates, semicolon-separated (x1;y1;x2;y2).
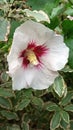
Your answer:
0;0;73;130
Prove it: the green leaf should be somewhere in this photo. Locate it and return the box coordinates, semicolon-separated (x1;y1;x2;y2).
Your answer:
15;98;30;111
33;89;47;97
1;110;19;120
65;38;73;68
51;4;65;19
10;0;14;3
26;0;59;14
45;102;59;111
31;97;44;109
26;0;49;10
48;17;59;30
64;8;73;15
59;91;73;106
24;9;50;23
9;20;22;38
3;0;7;4
21;113;30;123
23;88;32;98
61;65;73;72
0;0;3;3
62;20;73;38
44;0;59;15
50;111;61;130
0;126;6;130
0;18;10;41
69;0;73;4
53;76;67;97
69;120;73;130
22;122;29;130
14;88;32;105
60;119;69;130
1;72;9;82
1;39;11;52
65;38;73;50
61;110;70;123
0;88;15;97
0;97;12;109
7;124;20;130
0;0;4;4
0;0;7;4
68;49;73;69
64;104;73;112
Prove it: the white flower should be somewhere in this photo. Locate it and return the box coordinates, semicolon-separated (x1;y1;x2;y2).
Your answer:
7;20;69;90
67;15;73;21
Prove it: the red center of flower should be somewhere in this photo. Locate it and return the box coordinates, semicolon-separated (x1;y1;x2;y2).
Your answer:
19;41;48;68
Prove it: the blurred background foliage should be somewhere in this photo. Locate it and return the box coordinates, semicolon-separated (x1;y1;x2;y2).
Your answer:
0;0;73;130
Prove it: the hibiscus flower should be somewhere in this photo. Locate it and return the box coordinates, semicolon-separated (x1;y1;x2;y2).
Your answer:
7;20;69;90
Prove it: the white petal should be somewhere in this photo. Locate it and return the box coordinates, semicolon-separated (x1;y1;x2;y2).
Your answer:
7;21;53;60
12;66;37;90
7;31;29;64
7;60;21;77
31;66;58;90
7;53;22;77
23;65;37;86
43;34;69;71
67;15;73;21
14;20;54;45
12;68;27;90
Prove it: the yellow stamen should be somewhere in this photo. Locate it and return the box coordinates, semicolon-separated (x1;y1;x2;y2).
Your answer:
26;50;38;65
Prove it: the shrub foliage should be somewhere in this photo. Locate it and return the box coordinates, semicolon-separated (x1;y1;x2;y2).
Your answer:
0;0;73;130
